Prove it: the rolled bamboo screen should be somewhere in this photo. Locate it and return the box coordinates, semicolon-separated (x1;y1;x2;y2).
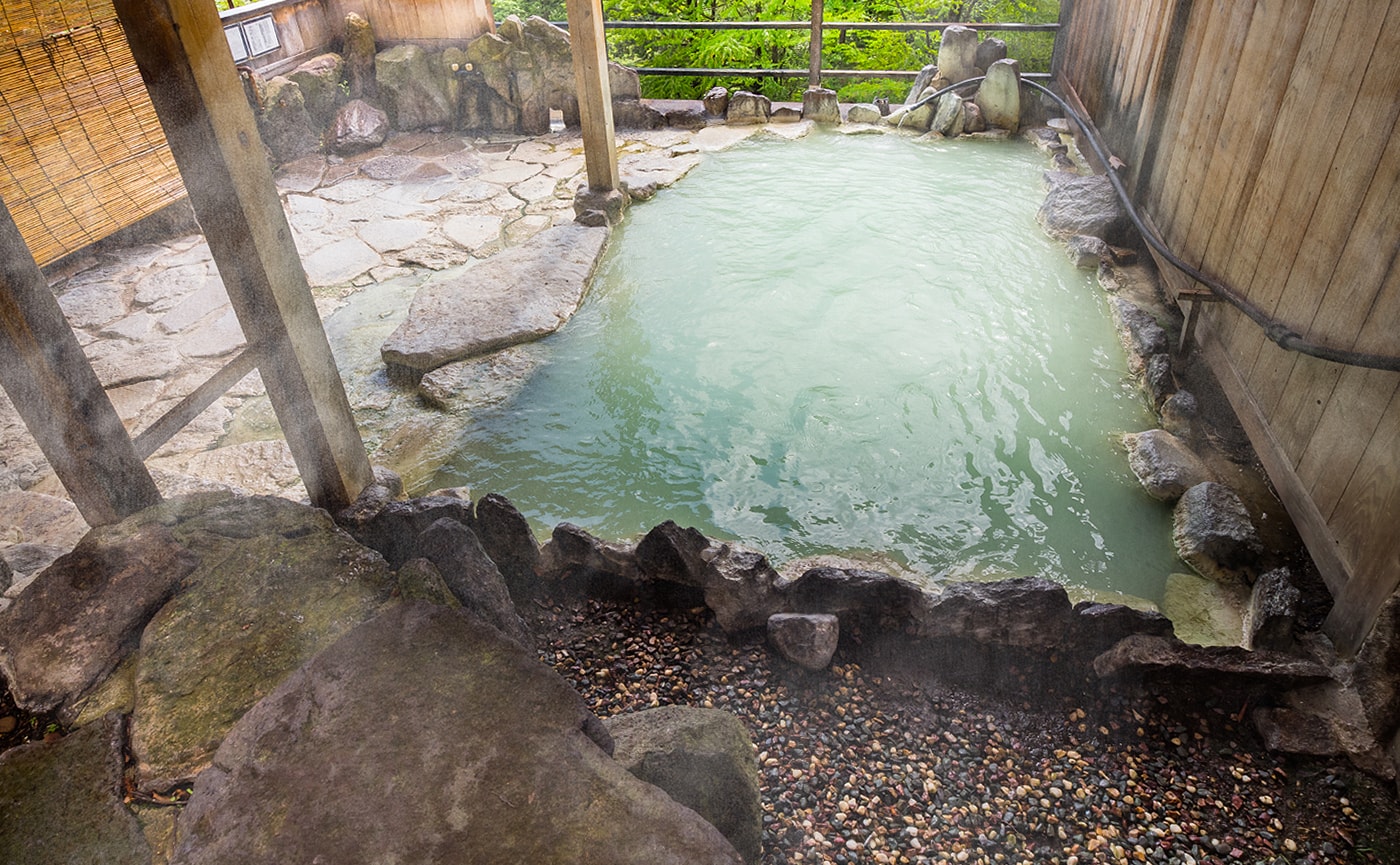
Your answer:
0;0;184;267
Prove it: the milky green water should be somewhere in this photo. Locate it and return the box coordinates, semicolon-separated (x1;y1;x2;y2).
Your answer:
431;132;1180;603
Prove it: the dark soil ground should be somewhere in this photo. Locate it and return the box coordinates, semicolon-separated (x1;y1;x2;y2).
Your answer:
526;590;1400;865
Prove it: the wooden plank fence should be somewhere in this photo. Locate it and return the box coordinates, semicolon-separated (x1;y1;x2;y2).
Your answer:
1055;0;1400;654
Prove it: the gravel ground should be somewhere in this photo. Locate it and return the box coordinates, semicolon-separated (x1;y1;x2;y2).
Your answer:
528;593;1400;865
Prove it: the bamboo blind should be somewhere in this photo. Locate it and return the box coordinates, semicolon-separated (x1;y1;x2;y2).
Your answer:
0;0;184;267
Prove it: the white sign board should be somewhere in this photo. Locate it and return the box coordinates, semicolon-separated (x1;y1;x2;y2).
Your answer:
224;24;249;63
242;15;280;58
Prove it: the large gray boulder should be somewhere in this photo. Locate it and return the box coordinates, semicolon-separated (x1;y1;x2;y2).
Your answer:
612;98;667;129
1038;171;1134;244
1253;681;1395;780
382;223;609;374
286;53;344;128
974;37;1008;72
703;86;730;116
883;100;934;132
1172;482;1263;585
904;64;939;104
417;517;533;648
606;705;763;863
172;602;743;865
0;715;149;865
128;495;395;791
776;565;923;629
375;43;454;129
1123;429;1213;502
258;76;321;163
0;518;200;713
846;103;883;124
975;58;1021;131
538;522;640;586
471;493;543;596
937;25;980;84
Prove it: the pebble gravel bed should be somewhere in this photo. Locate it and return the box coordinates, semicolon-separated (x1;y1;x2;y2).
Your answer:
528;595;1399;865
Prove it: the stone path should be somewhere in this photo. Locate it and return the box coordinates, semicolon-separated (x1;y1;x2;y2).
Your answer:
0;118;785;607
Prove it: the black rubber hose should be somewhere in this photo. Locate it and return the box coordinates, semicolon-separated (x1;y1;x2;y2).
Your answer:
901;74;1400;371
1018;78;1400;373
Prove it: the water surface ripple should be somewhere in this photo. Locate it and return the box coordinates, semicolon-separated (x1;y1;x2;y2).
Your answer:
433;133;1179;602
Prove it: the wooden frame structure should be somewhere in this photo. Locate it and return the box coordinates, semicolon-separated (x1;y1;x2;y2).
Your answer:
0;0;374;522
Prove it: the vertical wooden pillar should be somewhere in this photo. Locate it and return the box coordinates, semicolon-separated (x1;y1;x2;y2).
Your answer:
0;199;161;526
809;0;825;89
567;0;620;192
111;0;374;512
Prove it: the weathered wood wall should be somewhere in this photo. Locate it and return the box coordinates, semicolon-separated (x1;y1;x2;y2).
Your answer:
331;0;495;46
223;0;336;75
1055;0;1400;653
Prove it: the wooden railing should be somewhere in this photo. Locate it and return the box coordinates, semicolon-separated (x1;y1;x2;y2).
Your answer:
550;13;1059;85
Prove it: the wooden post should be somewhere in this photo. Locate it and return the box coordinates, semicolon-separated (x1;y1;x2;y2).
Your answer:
809;0;825;89
0;199;161;526
111;0;374;512
567;0;620;192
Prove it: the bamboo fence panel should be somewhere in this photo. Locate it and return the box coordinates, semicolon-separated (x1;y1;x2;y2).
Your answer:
0;1;183;266
1056;0;1400;651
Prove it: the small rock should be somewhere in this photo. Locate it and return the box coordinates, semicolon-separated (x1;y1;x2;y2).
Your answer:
1124;429;1213;502
1246;567;1299;651
727;91;771;125
845;104;884;125
329;99;390;155
1066;234;1111;268
666;105;709;130
702;86;730;117
1172;482;1263;584
767;613;840;671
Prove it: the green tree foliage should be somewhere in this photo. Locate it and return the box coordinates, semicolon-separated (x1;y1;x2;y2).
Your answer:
498;0;1058;101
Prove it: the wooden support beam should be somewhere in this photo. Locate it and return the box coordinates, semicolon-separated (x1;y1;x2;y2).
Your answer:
567;0;620;192
0;198;161;526
132;347;260;461
809;0;825;89
112;0;374;512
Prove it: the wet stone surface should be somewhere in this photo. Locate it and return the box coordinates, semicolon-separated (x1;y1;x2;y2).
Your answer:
528;594;1399;865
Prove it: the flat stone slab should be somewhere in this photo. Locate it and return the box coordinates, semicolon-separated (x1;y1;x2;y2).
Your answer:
172;602;742;865
381;223;608;373
1093;634;1332;689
